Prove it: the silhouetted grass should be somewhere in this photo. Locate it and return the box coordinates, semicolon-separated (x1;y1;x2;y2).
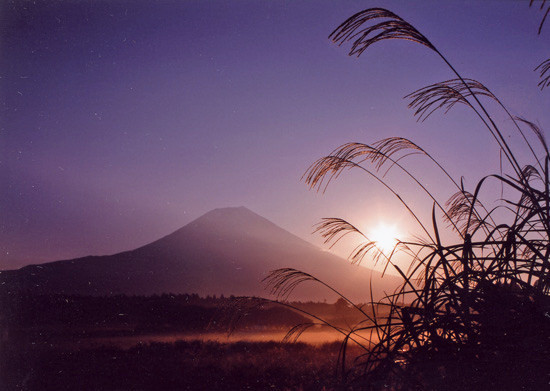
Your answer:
531;0;550;89
263;5;550;390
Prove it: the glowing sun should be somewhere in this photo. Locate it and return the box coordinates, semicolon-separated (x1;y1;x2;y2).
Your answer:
369;222;399;254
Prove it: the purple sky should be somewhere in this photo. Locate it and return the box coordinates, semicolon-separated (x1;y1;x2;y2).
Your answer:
2;0;549;270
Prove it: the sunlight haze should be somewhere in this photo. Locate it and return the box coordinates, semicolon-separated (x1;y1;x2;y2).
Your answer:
1;0;548;271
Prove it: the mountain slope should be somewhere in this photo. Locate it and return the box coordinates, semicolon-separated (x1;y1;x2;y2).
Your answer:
0;207;400;302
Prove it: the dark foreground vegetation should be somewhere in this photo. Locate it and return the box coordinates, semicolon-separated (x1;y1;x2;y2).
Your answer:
0;293;368;390
256;3;550;390
1;339;356;390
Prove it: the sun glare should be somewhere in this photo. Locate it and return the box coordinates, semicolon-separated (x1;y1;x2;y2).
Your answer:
369;223;399;254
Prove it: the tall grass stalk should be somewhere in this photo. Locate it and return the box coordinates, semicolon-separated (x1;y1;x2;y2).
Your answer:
261;5;550;390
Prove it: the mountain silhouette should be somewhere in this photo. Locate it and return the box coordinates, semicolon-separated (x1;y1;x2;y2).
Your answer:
0;207;400;301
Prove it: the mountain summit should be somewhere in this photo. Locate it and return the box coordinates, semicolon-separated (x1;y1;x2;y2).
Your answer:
0;207;399;301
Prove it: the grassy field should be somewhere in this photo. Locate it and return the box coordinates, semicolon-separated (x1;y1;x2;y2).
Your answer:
0;293;371;390
1;338;362;390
